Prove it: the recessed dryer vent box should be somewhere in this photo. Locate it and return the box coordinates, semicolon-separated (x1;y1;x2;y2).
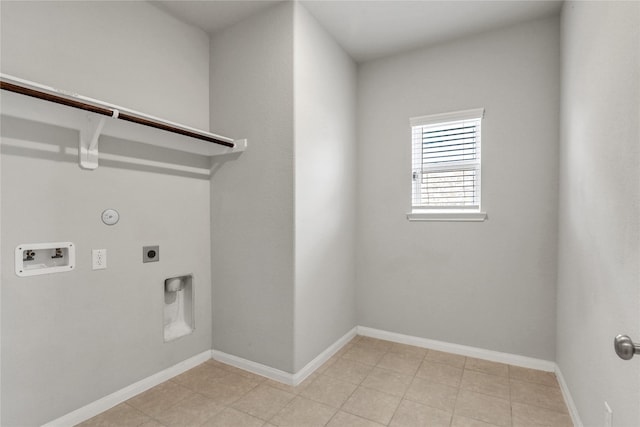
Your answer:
15;242;75;277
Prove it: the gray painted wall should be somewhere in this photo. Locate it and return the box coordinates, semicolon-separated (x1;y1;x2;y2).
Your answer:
210;2;296;373
557;2;640;426
0;1;209;130
293;3;357;371
209;1;359;373
356;16;561;360
0;2;213;425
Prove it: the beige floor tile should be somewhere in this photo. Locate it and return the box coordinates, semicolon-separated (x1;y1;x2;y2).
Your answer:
265;373;318;395
81;337;575;427
454;389;511;427
126;381;194;417
451;415;501;427
232;383;296;420
376;352;424;376
460;369;510;400
333;339;359;358
388;342;428;358
361;366;413;397
342;386;401;425
76;403;156;427
300;374;358;408
342;345;387;366
510;379;569;413
416;360;464;387
201;407;264;427
141;419;164;427
389;399;451;427
323;358;373;384
270;396;337;427
194;372;260;405
171;363;230;389
218;363;268;383
425;350;466;368
344;336;362;346
465;358;509;377
326;411;386;427
512;401;573;427
332;342;354;357
404;377;458;412
153;393;223;427
509;366;559;388
216;369;263;387
316;355;340;374
357;336;394;351
204;358;230;368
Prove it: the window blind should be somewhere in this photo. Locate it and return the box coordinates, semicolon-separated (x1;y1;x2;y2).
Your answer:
411;110;482;210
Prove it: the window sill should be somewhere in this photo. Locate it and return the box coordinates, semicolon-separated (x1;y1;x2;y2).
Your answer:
406;211;488;222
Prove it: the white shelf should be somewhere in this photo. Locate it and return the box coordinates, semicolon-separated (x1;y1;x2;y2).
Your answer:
0;74;246;168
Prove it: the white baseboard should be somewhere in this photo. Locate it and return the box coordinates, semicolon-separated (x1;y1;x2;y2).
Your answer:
212;327;358;386
358;326;582;426
42;350;212;427
211;350;295;385
43;329;357;426
357;326;556;372
42;327;583;427
555;364;583;427
293;327;358;385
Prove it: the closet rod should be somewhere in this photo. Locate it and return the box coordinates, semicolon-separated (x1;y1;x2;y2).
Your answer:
0;80;235;148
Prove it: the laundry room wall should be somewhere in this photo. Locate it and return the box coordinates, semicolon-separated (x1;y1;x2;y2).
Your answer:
0;2;213;425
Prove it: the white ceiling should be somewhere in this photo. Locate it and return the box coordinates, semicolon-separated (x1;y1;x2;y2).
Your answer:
153;0;562;63
301;1;562;62
153;1;283;34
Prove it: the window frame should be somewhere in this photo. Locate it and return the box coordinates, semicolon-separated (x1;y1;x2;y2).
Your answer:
407;108;487;222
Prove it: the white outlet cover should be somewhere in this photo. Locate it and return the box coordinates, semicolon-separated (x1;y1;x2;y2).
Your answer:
92;249;107;270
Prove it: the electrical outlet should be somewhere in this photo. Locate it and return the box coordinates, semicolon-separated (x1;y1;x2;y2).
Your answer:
143;245;159;263
604;401;613;427
92;249;107;270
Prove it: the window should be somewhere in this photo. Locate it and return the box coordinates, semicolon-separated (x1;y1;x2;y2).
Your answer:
408;108;487;221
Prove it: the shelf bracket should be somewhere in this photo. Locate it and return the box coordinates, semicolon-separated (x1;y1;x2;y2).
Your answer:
79;113;109;170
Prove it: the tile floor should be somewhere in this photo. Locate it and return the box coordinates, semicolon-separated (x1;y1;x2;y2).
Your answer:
78;336;572;427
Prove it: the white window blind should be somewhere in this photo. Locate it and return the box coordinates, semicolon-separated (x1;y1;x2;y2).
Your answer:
411;108;484;211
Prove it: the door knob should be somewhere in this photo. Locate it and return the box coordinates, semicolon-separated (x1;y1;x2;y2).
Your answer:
614;335;640;360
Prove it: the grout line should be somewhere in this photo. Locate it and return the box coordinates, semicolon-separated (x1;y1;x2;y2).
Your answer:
333;339;391;425
386;349;424;426
509;367;519;427
169;362;267;425
125;383;194;420
451;353;465;427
